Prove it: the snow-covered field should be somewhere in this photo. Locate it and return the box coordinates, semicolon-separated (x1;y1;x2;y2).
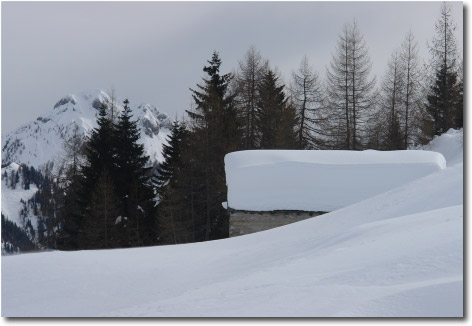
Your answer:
1;130;463;317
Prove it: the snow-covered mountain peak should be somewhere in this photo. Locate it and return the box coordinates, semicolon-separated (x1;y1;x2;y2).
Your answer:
53;89;110;112
76;88;110;103
2;89;172;169
53;94;77;109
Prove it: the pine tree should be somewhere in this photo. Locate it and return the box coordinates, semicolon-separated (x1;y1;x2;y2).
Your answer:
114;99;155;246
73;102;117;249
454;62;463;128
424;2;462;138
154;120;194;244
186;51;240;241
80;102;115;203
277;101;299;149
154;120;187;197
57;123;85;250
79;169;120;249
257;69;298;149
425;65;461;136
114;99;150;191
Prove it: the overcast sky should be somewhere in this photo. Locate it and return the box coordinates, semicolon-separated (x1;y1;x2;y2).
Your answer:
1;1;463;133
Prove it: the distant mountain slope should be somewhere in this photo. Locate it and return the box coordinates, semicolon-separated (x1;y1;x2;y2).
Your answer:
2;89;172;169
1;89;172;253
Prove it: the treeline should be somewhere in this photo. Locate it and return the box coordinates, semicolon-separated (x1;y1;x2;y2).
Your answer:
5;3;461;250
1;214;35;254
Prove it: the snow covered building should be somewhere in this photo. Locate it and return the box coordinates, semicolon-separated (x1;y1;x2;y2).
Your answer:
224;150;446;237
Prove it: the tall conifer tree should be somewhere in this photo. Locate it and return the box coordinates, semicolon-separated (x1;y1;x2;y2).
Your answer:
186;51;240;241
76;103;116;247
257;69;298;149
114;99;155;246
154;120;187;197
424;2;463;138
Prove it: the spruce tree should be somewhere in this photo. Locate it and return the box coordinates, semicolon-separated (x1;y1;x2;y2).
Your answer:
78;169;120;249
278;101;299;149
424;2;462;138
154;120;192;244
186;51;240;241
80;102;115;203
57;124;85;250
257;69;298;149
74;102;116;249
154;120;187;197
425;64;462;136
454;66;463;128
114;99;155;246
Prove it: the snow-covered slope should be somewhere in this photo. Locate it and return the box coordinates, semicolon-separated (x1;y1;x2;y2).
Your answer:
1;89;172;169
418;128;463;167
1;163;38;229
1;130;463;317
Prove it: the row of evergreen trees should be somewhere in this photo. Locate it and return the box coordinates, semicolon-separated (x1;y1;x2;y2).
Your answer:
56;101;156;250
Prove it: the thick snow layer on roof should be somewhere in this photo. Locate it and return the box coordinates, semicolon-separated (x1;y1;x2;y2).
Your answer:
225;150;446;212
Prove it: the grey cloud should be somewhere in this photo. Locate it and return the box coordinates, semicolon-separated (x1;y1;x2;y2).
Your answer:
2;2;463;133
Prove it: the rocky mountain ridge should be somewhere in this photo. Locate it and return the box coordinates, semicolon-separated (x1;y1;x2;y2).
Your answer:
2;89;172;170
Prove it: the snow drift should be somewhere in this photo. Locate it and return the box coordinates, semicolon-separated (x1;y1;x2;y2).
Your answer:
225;150;446;212
416;128;463;166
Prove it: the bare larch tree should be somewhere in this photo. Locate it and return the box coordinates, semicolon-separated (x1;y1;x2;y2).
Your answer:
289;55;326;149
